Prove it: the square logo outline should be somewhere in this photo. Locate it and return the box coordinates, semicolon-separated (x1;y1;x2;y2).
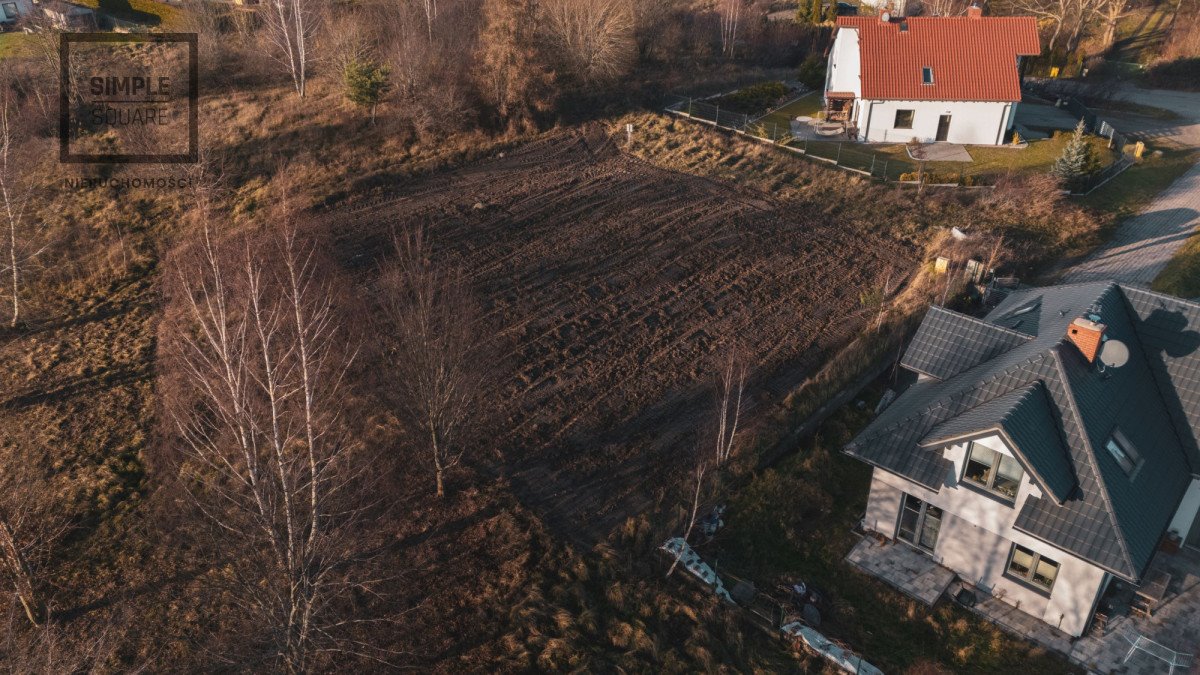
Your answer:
59;32;199;164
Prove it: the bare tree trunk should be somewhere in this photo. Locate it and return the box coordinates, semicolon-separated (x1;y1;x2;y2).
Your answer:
262;0;314;97
381;228;487;500
714;350;746;466
164;222;385;669
0;513;41;626
666;458;706;578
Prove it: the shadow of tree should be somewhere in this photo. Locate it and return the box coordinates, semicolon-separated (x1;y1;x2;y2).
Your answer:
96;0;161;26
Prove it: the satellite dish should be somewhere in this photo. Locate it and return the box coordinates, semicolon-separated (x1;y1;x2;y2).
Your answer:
1100;340;1130;369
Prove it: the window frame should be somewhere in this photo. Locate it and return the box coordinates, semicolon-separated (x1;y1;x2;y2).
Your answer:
921;67;934;85
1;2;16;19
895;493;942;553
894;109;914;129
961;441;1024;502
1005;543;1060;593
1104;429;1142;476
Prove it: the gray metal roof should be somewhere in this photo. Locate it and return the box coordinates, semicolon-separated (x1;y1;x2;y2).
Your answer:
922;382;1075;504
900;306;1032;379
846;281;1198;582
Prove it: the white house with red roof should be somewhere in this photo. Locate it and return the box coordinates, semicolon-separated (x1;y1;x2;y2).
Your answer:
825;7;1040;145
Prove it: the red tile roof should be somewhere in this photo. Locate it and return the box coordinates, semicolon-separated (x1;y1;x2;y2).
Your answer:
835;15;1040;102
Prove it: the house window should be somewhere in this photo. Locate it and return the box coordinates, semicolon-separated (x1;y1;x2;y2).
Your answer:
922;67;934;84
962;441;1024;501
1006;544;1060;592
1104;429;1142;475
894;109;914;129
2;2;17;19
896;493;942;551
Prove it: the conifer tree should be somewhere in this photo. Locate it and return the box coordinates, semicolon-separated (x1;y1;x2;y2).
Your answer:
343;59;391;124
1051;118;1098;191
809;0;823;24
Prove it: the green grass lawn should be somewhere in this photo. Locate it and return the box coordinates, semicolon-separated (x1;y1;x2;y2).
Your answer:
713;400;1082;674
0;33;33;60
75;0;185;28
1153;230;1200;299
792;132;1116;183
1078;147;1200;218
755;92;824;132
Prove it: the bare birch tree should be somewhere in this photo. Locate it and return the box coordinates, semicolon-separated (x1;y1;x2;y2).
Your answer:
164;224;388;671
380;229;485;499
665;454;706;578
261;0;317;97
719;0;741;58
417;0;437;41
713;350;746;466
0;82;49;329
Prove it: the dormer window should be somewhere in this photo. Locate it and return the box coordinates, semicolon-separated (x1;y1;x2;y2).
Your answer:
963;441;1023;501
921;67;934;84
1104;429;1142;476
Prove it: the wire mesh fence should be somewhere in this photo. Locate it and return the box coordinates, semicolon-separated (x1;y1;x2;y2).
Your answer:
665;95;933;183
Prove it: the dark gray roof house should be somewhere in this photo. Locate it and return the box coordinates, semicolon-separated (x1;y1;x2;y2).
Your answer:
845;281;1200;637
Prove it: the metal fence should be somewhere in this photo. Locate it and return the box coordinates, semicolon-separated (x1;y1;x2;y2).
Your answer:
1023;82;1132;154
665;96;928;184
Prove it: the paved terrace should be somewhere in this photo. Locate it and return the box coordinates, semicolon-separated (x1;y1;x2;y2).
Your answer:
847;538;1200;674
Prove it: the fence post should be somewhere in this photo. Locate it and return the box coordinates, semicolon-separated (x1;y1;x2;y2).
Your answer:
870;154;876;175
1108;125;1115;149
883;160;888;181
715;104;720;127
773;122;778;142
688;98;693;116
804;138;809;154
836;143;843;166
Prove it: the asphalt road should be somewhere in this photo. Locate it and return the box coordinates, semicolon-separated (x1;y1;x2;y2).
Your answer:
1059;84;1200;287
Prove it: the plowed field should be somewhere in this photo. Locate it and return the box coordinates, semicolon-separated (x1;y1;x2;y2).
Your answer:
328;128;913;543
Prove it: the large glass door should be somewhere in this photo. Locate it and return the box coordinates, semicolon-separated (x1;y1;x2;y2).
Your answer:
897;493;942;552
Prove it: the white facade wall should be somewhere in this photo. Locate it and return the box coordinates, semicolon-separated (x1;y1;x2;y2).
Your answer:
1168;477;1200;547
858;99;1016;145
862;433;1108;637
826;29;862;98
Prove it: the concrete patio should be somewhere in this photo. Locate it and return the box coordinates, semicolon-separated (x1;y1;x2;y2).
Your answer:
847;537;1200;674
846;536;955;605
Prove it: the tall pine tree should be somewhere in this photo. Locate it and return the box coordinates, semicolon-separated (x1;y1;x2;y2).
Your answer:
1051;118;1098;191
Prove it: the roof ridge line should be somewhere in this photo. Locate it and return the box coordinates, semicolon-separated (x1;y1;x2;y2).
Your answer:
859;351;1046;446
924;305;1037;341
1048;345;1138;580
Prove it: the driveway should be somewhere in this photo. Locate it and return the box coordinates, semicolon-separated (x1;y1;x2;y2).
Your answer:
1060;85;1200;286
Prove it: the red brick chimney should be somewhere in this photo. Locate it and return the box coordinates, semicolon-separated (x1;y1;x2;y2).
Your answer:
967;3;983;18
1067;317;1105;363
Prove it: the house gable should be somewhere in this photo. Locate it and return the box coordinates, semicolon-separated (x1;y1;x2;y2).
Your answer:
846;282;1196;582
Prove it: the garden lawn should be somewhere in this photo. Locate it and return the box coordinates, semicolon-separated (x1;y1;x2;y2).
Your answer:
712;399;1080;674
792;132;1114;183
75;0;185;28
869;133;1114;182
755;92;824;131
1153;230;1200;299
0;33;32;60
1079;147;1200;219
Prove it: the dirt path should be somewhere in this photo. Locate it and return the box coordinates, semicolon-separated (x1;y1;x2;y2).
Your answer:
325;129;912;545
1063;86;1200;286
